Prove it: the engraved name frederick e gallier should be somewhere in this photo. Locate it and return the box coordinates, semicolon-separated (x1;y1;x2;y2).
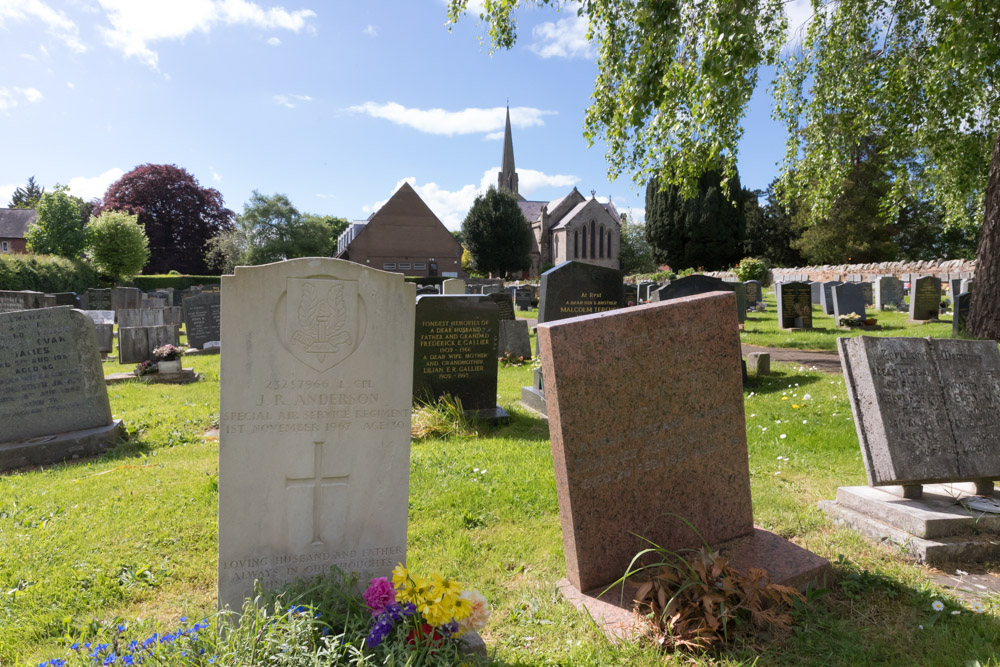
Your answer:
282;278;363;372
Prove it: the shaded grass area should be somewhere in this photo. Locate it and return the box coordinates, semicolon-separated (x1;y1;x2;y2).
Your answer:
3;343;999;664
740;290;956;351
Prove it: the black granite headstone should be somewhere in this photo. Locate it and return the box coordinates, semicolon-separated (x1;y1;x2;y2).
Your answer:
623;283;638;305
182;292;221;349
652;274;733;302
909;276;942;321
537;261;624;324
87;288;112;310
743;280;762;305
487;292;515;321
775;282;813;329
820;281;843;315
832;283;867;323
953;292;971;336
413;295;506;420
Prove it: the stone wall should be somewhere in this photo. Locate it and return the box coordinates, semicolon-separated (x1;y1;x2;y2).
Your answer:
705;258;976;285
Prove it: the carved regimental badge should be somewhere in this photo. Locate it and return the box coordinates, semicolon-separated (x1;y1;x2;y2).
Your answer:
282;278;364;372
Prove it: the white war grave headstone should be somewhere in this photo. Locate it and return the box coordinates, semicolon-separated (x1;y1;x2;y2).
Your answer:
218;258;416;611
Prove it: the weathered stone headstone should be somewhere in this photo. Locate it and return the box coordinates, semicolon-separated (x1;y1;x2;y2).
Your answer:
95;323;114;354
118;325;179;364
820;281;843;315
219;258;415;611
486;292;515;321
733;282;747;323
0;308;122;470
182;292;222;349
743;280;762;306
0;291;25;313
953;292;971;336
82;310;115;325
875;276;904;310
88;288;112;310
774;282;813;329
810;282;822;305
541;292;829;596
838;336;1000;488
747;352;770;376
498;320;531;360
961;278;974;294
442;278;466;295
141;309;166;327
523;261;624;416
163;306;183;328
413;295;506;420
141;295;168;310
909;276;942;320
832;283;866;324
860;282;873;307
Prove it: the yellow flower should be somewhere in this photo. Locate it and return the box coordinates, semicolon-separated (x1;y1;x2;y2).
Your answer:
423;601;453;626
451;594;473;621
392;563;409;588
781;396;789;400
792;404;800;409
432;573;463;599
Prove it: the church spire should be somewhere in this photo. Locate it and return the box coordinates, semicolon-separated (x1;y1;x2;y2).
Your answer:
498;104;519;197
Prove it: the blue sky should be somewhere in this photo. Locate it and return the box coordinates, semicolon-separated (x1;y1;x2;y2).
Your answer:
0;1;811;230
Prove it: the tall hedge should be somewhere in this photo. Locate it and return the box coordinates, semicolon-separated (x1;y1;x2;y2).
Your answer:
0;254;98;292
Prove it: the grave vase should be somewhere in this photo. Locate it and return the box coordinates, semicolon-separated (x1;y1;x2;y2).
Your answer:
158;359;182;374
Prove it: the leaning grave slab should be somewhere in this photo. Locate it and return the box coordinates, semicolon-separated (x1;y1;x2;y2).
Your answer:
218;258;415;612
820;336;1000;565
0;307;124;471
540;291;830;639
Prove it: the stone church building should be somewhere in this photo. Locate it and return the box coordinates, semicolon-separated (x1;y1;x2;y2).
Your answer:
498;107;621;277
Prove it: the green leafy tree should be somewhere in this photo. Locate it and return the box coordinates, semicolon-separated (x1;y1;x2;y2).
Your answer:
446;0;1000;337
204;227;249;274
743;179;804;268
86;211;150;284
644;169;747;271
227;192;347;267
461;186;532;278
25;185;88;257
617;213;657;274
9;176;45;209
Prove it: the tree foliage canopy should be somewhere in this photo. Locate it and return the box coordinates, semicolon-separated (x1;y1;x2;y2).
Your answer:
86;210;150;284
9;176;45;209
461;186;532;278
645;169;748;271
617;213;657;274
97;164;234;275
26;185;88;258
447;0;1000;336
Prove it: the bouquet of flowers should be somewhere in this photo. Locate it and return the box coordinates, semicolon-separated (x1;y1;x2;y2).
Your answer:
153;344;184;361
838;312;863;328
363;564;489;655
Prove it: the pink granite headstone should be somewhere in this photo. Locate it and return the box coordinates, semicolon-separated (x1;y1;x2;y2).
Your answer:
538;291;755;592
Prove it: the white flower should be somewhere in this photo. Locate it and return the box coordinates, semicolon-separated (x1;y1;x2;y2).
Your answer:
803;393;812;400
457;590;491;633
480;469;486;475
780;434;787;439
932;600;945;611
774;471;781;475
473;468;479;472
776;420;782;424
762;427;768;432
971;601;985;613
802;420;808;424
783;456;790;461
955;569;968;576
951;610;960;615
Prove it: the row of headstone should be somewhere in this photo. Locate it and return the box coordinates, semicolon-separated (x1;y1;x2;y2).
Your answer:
652;275;746;324
183;292;222;350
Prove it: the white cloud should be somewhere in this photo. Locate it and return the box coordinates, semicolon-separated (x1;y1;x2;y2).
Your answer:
211;169;222;182
347;102;557;137
0;184;17;206
483;130;504;141
785;0;812;47
18;87;43;103
96;0;317;69
530;13;593;59
266;36;280;46
363;24;377;37
66;167;125;200
0;0;87;53
0;87;45;110
66;81;75;88
273;93;310;108
364;167;580;230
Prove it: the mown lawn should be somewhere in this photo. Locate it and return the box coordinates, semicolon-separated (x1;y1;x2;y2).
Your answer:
1;330;998;665
740;288;957;350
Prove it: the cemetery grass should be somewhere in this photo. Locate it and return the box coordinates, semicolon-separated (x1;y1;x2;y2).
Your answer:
3;346;999;665
740;290;955;351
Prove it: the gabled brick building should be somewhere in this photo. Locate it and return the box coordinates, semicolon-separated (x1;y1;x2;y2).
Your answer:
0;208;35;254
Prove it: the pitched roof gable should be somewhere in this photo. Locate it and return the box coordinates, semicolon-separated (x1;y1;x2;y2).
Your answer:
0;208;36;239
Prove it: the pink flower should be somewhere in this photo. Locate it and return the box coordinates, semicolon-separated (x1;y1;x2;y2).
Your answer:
363;577;396;616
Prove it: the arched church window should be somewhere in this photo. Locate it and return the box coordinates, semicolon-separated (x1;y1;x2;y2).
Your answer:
554;235;559;260
590;221;596;257
599;225;605;258
607;230;612;257
581;227;587;258
574;230;579;258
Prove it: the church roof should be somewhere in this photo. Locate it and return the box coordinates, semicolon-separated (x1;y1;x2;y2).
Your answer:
551;201;589;230
517;200;546;222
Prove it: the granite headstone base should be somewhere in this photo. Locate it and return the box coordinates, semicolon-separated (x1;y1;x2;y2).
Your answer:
0;421;124;472
557;527;831;642
820;483;1000;566
520;368;547;419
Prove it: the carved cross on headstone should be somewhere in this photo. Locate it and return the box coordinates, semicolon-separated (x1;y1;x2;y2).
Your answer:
285;441;349;546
